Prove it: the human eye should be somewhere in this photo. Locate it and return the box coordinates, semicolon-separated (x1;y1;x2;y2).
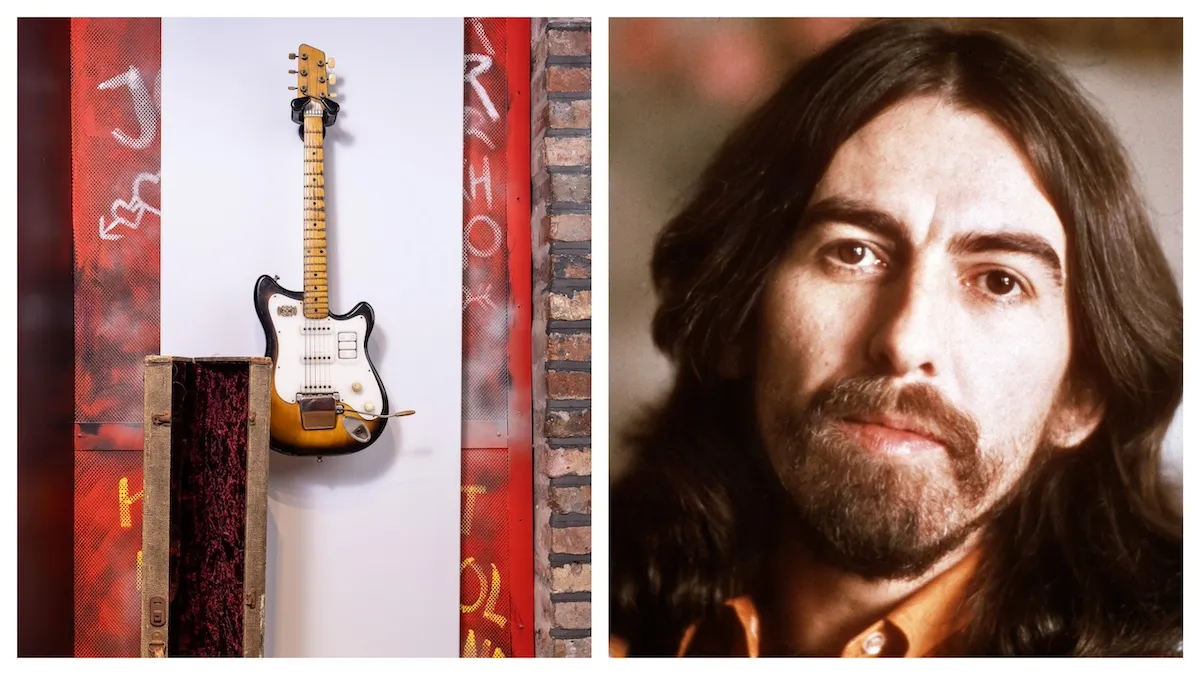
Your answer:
966;268;1032;304
819;240;888;273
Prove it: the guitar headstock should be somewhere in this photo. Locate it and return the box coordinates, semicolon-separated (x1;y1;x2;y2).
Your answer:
288;44;337;100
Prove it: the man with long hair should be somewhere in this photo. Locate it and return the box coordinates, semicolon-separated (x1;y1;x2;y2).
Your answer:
610;19;1182;657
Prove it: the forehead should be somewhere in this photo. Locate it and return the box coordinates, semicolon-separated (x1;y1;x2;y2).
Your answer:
810;96;1066;255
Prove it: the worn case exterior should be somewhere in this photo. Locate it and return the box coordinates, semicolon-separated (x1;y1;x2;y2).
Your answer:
140;356;271;657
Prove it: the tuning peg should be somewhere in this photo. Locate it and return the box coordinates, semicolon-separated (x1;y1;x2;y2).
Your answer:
289;69;298;74
289;86;298;91
328;57;336;68
329;74;337;85
289;52;297;60
328;92;337;98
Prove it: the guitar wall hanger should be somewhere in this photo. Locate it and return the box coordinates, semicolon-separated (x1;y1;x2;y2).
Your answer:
290;95;339;139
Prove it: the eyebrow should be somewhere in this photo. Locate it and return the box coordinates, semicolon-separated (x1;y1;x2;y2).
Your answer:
799;196;1064;286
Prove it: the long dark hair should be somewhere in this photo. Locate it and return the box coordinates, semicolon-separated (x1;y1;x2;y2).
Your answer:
611;19;1183;656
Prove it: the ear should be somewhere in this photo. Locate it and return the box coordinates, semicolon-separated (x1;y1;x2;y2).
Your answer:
1045;380;1105;451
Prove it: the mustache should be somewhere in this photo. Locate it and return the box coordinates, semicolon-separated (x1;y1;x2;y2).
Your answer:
806;376;980;459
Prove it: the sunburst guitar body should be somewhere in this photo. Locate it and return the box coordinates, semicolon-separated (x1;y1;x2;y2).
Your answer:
256;43;412;458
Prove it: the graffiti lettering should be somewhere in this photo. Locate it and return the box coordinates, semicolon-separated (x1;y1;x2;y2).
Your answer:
465;55;500;122
461;484;486;535
465;106;497;151
460;557;508;629
461;629;506;658
99;171;161;241
466;156;494;209
462;284;496;311
465;215;502;259
464;19;498;123
468;18;496;60
97;65;160;150
118;476;144;529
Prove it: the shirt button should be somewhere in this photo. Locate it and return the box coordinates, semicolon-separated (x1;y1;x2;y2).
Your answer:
862;631;886;656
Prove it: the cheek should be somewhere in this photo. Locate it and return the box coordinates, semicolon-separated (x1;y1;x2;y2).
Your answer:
955;312;1072;450
756;271;870;393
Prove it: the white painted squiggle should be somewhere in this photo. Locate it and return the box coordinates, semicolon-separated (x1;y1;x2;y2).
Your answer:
98;171;161;241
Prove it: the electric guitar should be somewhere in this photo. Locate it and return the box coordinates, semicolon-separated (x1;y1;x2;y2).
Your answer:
254;43;413;458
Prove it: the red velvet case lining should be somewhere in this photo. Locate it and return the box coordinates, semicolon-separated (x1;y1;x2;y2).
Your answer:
167;361;249;656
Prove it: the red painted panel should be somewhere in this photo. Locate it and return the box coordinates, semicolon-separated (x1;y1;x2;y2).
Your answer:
70;17;160;657
461;17;534;658
503;16;535;659
463;17;513;429
73;451;143;657
71;17;162;426
460;448;515;657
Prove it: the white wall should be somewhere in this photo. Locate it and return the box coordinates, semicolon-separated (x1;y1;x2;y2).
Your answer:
160;18;463;656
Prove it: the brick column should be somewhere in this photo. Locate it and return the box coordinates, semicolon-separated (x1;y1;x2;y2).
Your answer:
531;17;592;658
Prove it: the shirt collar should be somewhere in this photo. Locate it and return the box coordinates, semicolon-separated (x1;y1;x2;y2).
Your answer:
669;545;983;657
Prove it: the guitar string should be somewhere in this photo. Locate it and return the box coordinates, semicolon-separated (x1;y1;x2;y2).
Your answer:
305;112;314;393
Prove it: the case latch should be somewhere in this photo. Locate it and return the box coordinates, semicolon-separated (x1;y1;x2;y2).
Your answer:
149;596;166;627
148;629;166;657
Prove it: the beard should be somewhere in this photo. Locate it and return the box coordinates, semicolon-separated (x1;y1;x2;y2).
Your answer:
758;375;1028;581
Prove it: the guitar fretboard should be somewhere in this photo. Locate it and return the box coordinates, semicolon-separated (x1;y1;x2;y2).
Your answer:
302;102;328;319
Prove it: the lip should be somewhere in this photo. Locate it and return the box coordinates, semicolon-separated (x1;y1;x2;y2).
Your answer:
837;414;947;456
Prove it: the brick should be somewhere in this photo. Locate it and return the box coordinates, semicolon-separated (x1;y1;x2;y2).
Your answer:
548;370;590;400
549;18;591;27
544;447;591;477
553;638;592;658
551;563;591;593
549;214;590;241
548;66;591;93
546;407;590;437
550;99;591;129
548;333;591;361
553;253;591;279
553;526;590;554
548;28;591;56
551;171;590;203
546;136;591;166
550;486;592;514
554;602;591;630
550;290;591;320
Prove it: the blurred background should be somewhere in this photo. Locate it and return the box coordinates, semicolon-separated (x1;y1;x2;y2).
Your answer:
609;18;1183;503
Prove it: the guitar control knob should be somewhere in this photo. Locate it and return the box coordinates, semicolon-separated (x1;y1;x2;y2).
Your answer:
351;382;362;393
364;403;375;413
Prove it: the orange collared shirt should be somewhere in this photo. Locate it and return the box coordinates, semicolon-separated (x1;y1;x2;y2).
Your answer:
611;547;982;658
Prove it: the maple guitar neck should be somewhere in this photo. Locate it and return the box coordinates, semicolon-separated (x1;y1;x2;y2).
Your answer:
302;104;329;319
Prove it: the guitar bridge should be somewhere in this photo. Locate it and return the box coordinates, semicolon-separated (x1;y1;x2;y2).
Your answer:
297;393;340;430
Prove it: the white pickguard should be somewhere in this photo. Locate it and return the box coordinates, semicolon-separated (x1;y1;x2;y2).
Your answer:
267;294;384;421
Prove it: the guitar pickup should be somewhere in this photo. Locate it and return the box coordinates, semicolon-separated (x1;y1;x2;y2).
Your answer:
337;331;357;359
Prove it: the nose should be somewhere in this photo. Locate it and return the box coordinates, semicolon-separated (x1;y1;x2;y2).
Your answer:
866;263;944;378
